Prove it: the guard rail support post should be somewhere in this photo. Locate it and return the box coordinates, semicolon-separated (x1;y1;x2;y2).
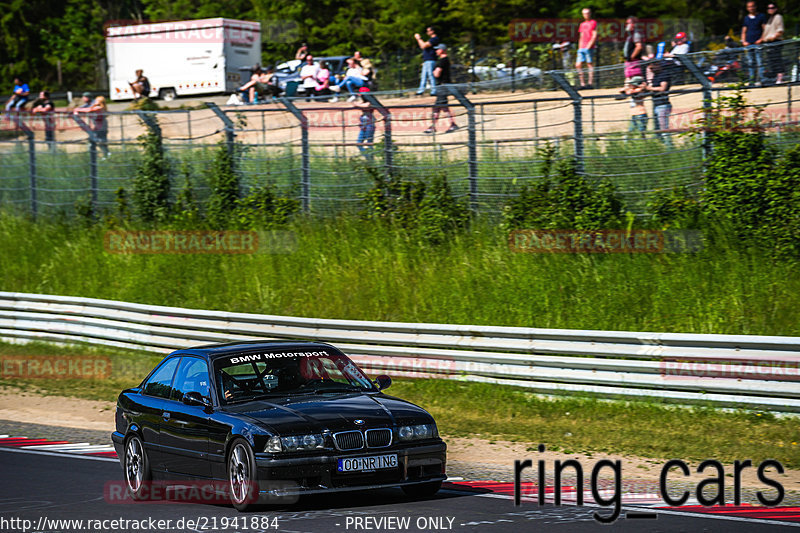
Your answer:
677;55;713;161
450;86;479;214
206;102;235;158
134;110;162;139
362;93;394;177
13;115;37;220
280;97;310;213
71;114;98;218
550;72;584;174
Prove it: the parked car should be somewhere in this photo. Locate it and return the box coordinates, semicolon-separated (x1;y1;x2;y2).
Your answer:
271;56;350;93
111;340;447;511
470;63;542;83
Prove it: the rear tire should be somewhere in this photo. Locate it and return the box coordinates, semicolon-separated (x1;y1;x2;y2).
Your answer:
159;88;176;101
124;434;152;501
401;480;442;498
228;439;259;511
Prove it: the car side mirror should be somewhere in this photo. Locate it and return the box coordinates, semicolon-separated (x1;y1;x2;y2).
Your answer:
375;375;392;391
183;391;210;407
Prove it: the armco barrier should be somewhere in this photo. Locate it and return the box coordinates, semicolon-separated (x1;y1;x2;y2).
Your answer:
0;291;798;412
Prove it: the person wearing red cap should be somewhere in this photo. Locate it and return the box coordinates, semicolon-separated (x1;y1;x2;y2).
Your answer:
665;32;690;57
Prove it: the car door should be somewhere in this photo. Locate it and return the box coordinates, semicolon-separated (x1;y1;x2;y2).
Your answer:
159;356;214;477
138;356;181;470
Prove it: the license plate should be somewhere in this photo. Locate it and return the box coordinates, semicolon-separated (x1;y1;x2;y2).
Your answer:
337;454;398;473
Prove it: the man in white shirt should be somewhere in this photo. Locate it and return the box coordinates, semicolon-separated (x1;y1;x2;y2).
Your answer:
299;55;320;98
665;32;690;56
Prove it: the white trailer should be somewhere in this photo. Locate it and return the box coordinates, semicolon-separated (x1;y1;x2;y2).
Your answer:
106;18;261;101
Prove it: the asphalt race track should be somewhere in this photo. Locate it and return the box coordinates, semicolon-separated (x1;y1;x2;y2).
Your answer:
1;448;798;533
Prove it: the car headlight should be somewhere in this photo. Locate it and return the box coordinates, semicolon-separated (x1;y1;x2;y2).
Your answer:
397;424;437;441
265;433;327;453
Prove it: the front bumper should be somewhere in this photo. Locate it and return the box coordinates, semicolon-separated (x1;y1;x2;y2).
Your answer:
254;441;446;495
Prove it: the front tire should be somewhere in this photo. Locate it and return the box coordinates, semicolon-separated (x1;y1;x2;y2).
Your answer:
124;434;152;500
228;439;259;511
401;480;442;498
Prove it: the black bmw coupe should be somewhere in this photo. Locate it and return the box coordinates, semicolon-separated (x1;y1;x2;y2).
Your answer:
112;340;447;510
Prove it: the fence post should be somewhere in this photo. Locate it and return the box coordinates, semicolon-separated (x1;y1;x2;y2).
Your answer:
280;97;310;213
550;72;584;174
71;114;98;217
449;86;478;214
677;55;713;160
135;110;161;138
206;102;235;157
13;115;37;220
362;93;393;177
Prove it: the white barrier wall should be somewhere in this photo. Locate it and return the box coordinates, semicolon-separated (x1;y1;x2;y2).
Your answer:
0;291;798;411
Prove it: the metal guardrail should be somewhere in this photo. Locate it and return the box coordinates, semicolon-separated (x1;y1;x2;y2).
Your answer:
0;291;798;412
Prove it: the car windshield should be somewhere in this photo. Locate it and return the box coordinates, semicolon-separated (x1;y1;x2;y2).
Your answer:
213;349;375;404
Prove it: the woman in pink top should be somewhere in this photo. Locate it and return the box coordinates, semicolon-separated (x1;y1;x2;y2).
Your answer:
315;61;332;99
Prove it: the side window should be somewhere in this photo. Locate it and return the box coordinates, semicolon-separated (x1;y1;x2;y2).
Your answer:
171;357;211;403
142;357;180;399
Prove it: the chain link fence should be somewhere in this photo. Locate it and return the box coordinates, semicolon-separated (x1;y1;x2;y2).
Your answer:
1;42;799;220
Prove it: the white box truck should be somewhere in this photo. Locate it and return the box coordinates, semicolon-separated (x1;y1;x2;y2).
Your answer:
106;18;261;101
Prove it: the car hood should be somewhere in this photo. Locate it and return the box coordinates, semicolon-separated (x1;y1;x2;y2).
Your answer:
223;392;432;435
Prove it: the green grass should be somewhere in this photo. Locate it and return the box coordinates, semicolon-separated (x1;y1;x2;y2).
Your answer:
1;214;799;335
2;343;798;467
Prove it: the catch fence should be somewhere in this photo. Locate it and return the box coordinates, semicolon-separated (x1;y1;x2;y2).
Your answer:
1;42;799;219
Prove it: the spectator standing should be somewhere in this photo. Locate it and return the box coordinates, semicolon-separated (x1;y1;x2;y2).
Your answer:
74;95;110;158
299;55;320;100
31;90;55;143
128;70;150;99
414;27;440;95
576;7;598;89
763;3;784;84
5;77;30;113
622;76;648;135
424;44;458;134
355;88;375;160
622;17;644;80
646;61;672;147
741;0;767;85
77;92;92;109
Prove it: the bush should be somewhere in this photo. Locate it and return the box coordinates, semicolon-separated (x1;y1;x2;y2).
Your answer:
646;186;703;229
206;142;241;229
653;86;800;257
233;185;300;230
502;149;624;231
132;122;171;223
360;166;468;244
